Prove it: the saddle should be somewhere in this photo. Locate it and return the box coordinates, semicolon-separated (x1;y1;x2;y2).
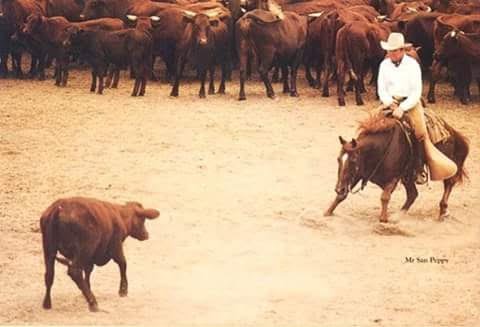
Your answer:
380;105;452;145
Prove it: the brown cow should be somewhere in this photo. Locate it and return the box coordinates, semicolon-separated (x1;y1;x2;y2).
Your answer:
80;0;178;20
46;0;85;21
314;7;375;97
1;0;48;78
40;197;160;312
236;8;307;100
435;29;480;102
170;7;232;98
428;14;480;103
377;0;431;19
68;15;158;95
335;20;389;106
400;12;443;70
431;0;480;14
22;14;125;86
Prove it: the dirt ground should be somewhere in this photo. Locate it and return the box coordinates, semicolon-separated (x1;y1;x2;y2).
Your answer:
0;66;479;326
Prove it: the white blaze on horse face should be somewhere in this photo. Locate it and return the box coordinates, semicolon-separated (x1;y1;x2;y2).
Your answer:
338;153;349;179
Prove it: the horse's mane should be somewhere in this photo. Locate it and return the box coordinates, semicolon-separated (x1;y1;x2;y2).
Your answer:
357;113;398;137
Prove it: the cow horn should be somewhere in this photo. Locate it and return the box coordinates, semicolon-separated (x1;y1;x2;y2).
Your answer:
308;11;324;18
150;16;160;22
126;14;137;21
425;5;432;12
183;10;197;19
459;30;465;35
406;7;418;13
376;15;387;22
450;30;456;37
205;8;221;19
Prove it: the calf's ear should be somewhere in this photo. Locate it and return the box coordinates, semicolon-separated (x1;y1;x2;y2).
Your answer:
137;208;160;219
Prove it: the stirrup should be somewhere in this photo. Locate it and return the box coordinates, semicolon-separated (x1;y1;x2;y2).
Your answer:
415;171;428;185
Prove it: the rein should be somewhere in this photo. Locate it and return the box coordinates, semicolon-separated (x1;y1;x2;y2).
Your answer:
349;119;411;194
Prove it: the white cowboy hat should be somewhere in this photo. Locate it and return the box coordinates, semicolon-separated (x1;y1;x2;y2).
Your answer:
380;33;412;51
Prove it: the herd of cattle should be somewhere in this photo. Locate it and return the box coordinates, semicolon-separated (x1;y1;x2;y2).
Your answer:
1;0;480;104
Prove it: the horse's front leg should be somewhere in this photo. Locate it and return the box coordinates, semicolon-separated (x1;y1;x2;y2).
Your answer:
379;178;400;223
324;194;348;216
439;178;455;220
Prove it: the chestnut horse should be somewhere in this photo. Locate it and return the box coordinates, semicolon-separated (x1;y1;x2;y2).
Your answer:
324;115;469;222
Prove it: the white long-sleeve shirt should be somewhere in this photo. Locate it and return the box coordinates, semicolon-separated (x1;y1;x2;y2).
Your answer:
377;55;422;111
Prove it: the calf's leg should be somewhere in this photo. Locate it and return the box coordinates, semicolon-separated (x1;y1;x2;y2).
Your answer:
218;61;226;94
139;76;147;96
258;55;275;99
90;71;97;92
84;263;94;291
42;244;56;309
208;65;215;95
113;249;128;297
67;261;98;312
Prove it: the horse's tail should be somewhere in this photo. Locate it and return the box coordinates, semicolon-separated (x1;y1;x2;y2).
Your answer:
444;122;470;184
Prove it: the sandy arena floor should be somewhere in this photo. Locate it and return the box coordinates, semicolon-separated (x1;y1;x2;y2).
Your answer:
0;66;479;326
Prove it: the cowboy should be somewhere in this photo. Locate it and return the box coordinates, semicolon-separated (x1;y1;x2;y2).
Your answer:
377;32;428;184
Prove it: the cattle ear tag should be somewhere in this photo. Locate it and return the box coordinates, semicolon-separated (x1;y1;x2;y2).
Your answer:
126;15;137;21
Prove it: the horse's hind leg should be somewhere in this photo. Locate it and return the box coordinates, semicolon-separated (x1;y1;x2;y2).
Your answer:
400;179;418;212
439;178;455;220
379;178;400;223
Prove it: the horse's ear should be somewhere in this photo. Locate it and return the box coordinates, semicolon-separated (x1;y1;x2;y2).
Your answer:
339;136;347;145
351;138;357;148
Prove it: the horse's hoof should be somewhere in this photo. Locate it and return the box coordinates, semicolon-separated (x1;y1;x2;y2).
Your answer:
89;304;99;312
438;210;449;221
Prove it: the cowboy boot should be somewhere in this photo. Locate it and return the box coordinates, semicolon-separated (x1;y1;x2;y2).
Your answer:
415;139;428;185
